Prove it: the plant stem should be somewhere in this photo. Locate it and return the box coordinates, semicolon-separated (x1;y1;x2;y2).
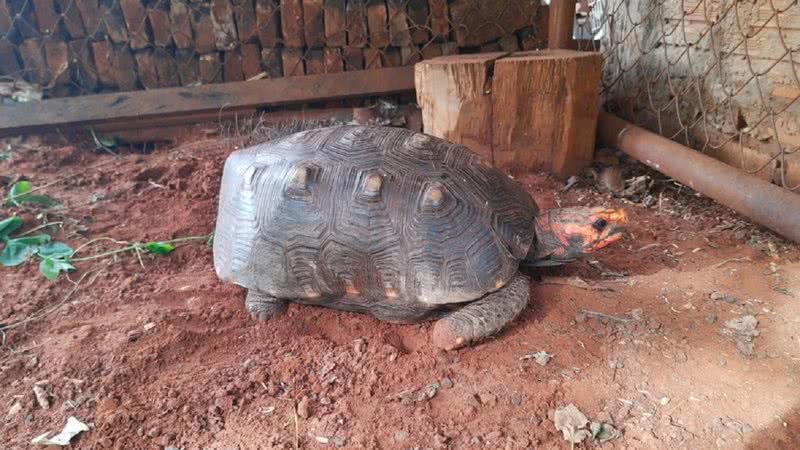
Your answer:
71;235;210;262
15;221;63;237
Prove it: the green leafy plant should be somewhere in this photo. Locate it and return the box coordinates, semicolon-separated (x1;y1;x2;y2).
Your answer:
0;215;209;281
4;181;58;207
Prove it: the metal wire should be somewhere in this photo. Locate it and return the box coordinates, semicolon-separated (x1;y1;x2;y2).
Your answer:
576;0;800;191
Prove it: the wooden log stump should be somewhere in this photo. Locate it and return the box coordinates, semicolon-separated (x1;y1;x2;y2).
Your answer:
324;0;346;47
256;0;280;47
414;53;506;162
492;50;601;175
261;47;283;77
303;0;325;47
281;0;305;47
169;0;194;48
415;50;602;176
345;0;368;47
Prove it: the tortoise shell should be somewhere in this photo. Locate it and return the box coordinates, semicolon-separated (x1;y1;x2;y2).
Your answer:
213;126;538;318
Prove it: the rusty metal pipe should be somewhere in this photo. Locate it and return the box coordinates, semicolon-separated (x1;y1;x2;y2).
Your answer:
597;112;800;243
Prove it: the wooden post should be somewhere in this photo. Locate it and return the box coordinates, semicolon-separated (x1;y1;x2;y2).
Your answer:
415;50;602;176
492;50;601;175
548;0;576;49
414;53;508;162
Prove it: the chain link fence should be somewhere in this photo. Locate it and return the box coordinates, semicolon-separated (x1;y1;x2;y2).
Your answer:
575;0;800;190
0;0;546;101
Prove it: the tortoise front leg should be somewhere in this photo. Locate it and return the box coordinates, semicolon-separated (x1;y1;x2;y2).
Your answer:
432;273;529;350
245;290;288;320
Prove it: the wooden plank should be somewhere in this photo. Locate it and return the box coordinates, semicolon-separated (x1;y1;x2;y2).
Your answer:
364;47;382;69
441;41;457;55
387;0;411;46
342;46;363;70
324;0;347;47
261;47;283;77
281;0;305;47
223;50;244;81
282;48;304;76
56;0;87;38
305;48;325;74
75;0;101;37
0;0;12;37
256;0;280;47
99;0;128;44
32;0;59;34
199;53;222;84
366;1;390;47
170;0;194;48
241;43;262;79
44;39;70;86
427;0;448;41
68;40;99;92
414;53;508;162
9;0;39;39
323;47;343;72
407;0;429;45
153;47;180;87
18;39;49;85
0;39;21;76
175;49;199;85
498;35;520;52
192;6;216;53
148;6;173;47
383;46;400;66
119;0;149;49
548;0;576;49
91;40;115;88
449;0;536;47
0;66;415;135
400;45;421;65
110;45;139;90
212;0;238;50
303;0;324;47
346;0;368;47
233;0;259;43
492;50;602;175
134;50;159;89
420;43;442;59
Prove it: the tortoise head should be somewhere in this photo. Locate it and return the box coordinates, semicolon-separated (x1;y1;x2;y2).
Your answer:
529;206;628;266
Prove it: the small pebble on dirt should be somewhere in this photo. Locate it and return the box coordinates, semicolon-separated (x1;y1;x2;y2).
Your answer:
705;314;717;324
33;385;50;409
511;395;523;406
127;330;143;342
394;430;410;442
297;396;310;419
6;402;21;419
143;322;156;331
334;436;347;447
440;377;453;389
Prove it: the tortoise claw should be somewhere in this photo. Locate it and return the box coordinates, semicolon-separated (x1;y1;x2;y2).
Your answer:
245;291;287;320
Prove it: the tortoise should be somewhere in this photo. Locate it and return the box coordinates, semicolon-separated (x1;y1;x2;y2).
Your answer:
212;125;627;350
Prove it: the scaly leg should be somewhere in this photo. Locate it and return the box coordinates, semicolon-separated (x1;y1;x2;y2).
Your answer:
245;290;288;320
432;273;529;350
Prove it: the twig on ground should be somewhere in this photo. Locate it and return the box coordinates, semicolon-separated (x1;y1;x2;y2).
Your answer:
540;276;614;292
713;257;751;269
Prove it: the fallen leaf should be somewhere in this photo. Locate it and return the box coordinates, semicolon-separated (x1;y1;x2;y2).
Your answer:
31;416;90;446
554;403;591;444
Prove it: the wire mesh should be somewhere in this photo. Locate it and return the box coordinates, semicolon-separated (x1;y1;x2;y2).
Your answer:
0;0;546;101
575;0;800;191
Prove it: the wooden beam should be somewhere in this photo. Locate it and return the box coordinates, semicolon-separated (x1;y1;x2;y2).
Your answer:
548;0;576;49
0;66;415;136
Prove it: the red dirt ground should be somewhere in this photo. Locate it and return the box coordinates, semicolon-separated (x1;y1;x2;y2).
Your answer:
1;125;799;450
